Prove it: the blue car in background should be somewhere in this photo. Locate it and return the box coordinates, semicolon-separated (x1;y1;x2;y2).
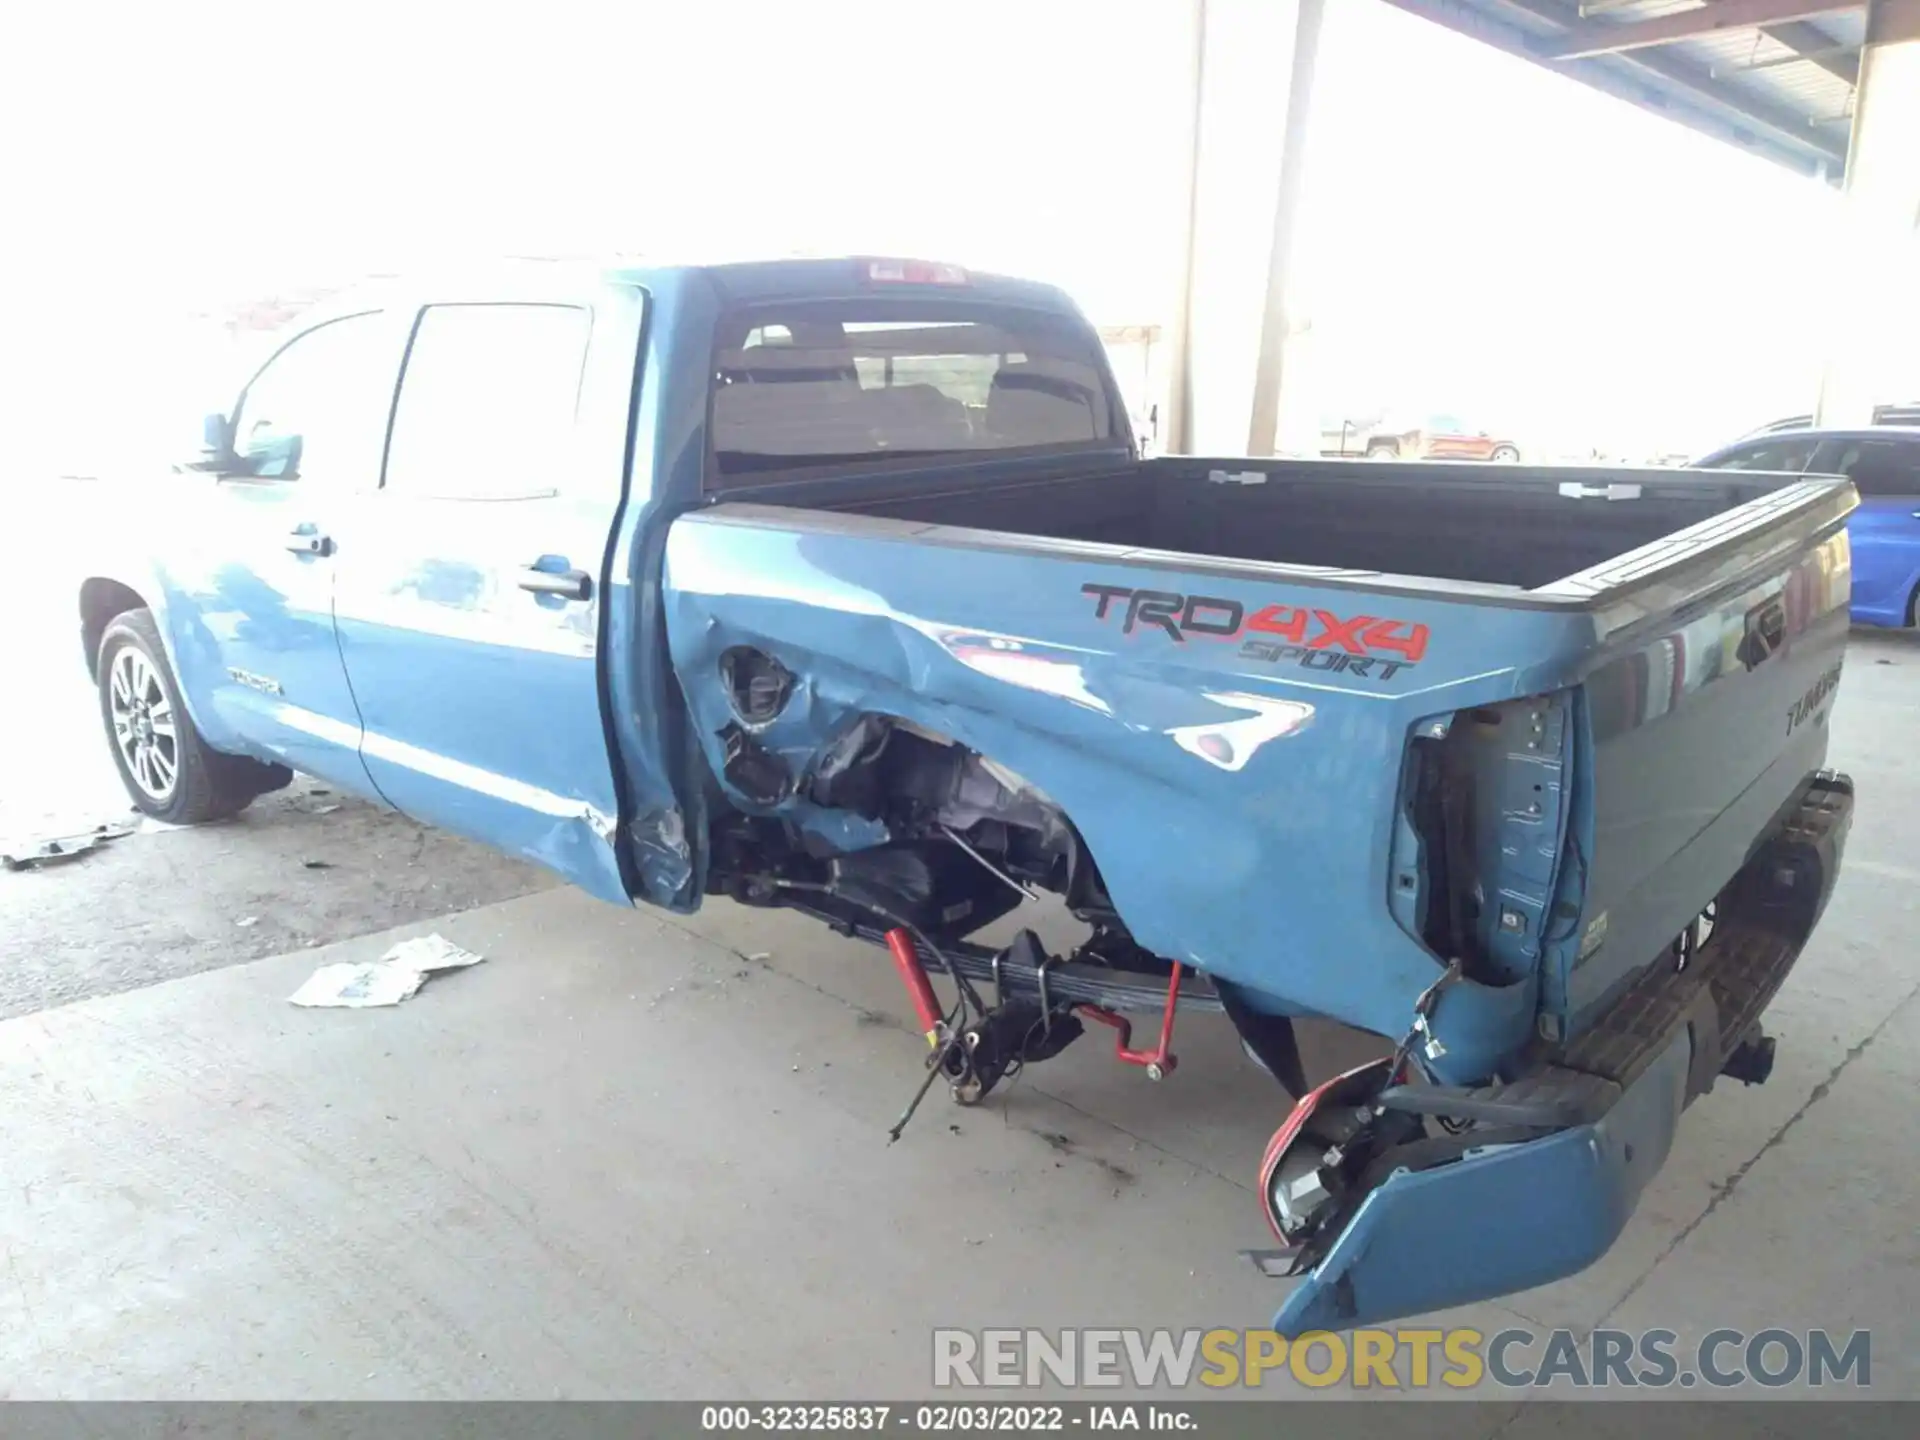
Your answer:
1697;427;1920;629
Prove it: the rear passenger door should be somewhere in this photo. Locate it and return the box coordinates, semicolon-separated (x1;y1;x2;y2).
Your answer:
329;285;647;903
1809;436;1920;627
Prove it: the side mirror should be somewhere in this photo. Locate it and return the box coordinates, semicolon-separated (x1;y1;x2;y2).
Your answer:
180;412;239;473
185;410;302;479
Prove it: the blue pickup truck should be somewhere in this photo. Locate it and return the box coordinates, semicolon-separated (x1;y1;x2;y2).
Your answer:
80;257;1856;1334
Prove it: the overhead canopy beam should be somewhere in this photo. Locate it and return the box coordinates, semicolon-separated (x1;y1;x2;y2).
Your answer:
1714;39;1858;76
1761;18;1862;82
1551;1;1862;61
1386;0;1850;175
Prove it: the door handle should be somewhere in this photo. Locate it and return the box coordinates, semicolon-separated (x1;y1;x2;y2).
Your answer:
517;566;593;602
285;529;334;557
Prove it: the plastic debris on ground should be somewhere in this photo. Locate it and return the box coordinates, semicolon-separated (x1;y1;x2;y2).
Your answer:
2;820;136;872
289;933;486;1009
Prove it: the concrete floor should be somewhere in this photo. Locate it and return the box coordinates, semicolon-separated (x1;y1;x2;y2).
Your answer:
2;485;1917;1408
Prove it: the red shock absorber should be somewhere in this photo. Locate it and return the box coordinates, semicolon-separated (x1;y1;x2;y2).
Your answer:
884;928;946;1050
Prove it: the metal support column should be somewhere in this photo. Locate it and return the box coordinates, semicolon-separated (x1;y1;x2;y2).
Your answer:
1162;0;1210;457
1815;0;1920;427
1161;0;1327;457
1248;0;1328;457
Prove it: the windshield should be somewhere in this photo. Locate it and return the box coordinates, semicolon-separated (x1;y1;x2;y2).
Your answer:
706;299;1120;486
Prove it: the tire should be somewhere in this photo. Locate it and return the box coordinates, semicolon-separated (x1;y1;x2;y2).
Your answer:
1488;445;1520;463
1365;442;1399;461
96;609;290;823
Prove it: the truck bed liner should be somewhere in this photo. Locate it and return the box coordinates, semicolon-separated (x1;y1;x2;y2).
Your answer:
799;458;1816;594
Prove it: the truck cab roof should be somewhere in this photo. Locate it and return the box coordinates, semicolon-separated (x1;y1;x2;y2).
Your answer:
301;256;1085;323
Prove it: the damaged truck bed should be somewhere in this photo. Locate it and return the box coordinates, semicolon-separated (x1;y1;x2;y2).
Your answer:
82;256;1856;1334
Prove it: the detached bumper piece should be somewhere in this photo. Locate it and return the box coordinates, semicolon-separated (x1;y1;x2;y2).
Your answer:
1261;771;1852;1336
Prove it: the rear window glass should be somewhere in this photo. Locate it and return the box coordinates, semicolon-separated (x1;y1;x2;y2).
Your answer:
707;301;1117;486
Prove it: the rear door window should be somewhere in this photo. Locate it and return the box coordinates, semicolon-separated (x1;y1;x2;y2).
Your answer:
1705;438;1820;473
384;303;591;499
1811;437;1920;498
707;301;1118;487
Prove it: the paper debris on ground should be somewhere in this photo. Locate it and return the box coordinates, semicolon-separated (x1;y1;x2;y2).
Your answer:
380;934;485;974
289;932;485;1008
289;963;428;1008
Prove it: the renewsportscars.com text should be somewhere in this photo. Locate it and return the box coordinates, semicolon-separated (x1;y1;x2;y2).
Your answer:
933;1327;1871;1391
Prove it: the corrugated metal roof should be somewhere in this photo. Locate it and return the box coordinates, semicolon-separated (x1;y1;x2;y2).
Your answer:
1383;1;1865;182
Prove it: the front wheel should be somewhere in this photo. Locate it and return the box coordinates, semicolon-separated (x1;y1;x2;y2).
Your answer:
97;609;290;823
1488;444;1520;463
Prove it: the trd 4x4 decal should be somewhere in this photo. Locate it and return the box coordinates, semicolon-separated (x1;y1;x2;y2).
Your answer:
1080;583;1430;680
